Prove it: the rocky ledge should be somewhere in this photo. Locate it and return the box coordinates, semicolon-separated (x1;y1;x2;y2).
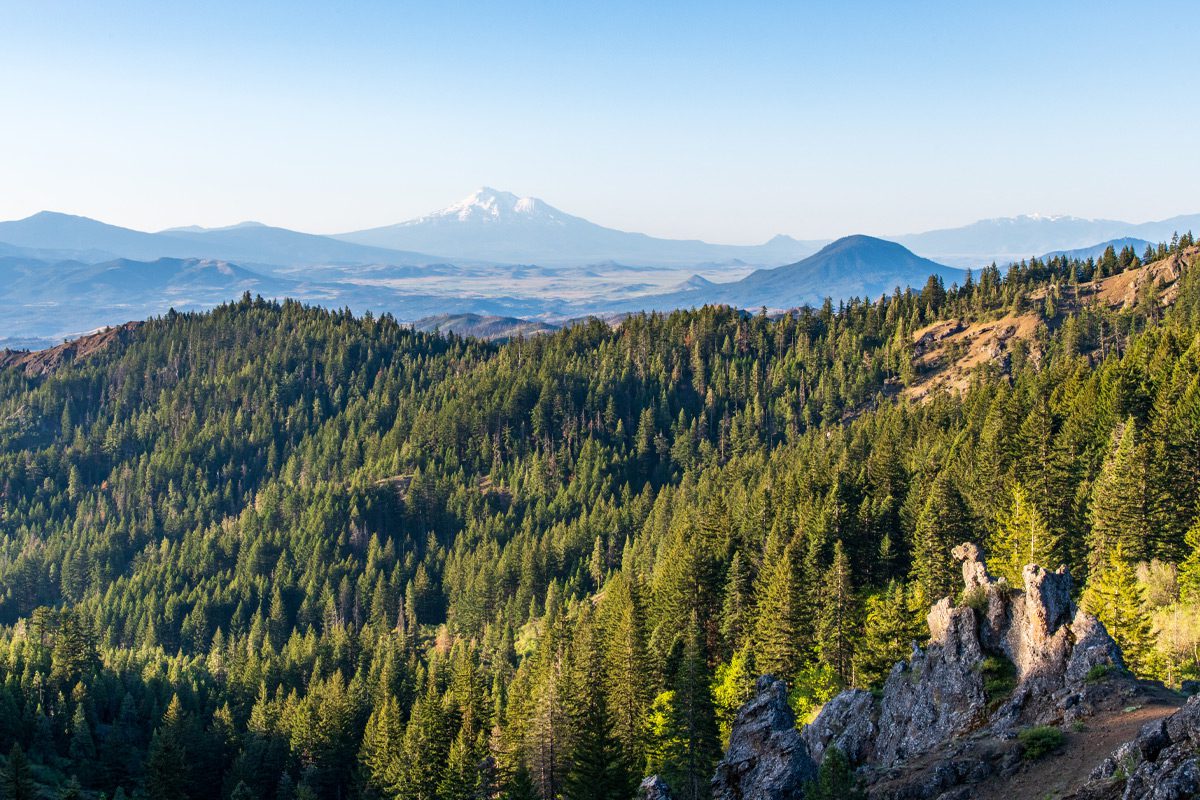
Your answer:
709;542;1136;799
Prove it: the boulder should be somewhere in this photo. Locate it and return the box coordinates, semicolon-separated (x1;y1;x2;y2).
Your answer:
639;775;673;800
711;676;816;800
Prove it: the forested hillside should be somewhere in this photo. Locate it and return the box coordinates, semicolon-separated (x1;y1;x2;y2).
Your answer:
0;235;1197;800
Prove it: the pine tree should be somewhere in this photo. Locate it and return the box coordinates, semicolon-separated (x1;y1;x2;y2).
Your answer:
1015;396;1073;550
1179;519;1200;604
806;746;864;800
597;572;652;770
712;645;755;744
145;697;190;800
661;615;719;800
853;581;922;688
396;677;451;800
436;727;480;800
718;551;752;655
817;541;857;687
1;744;35;800
563;607;633;800
911;470;972;603
752;540;804;680
1083;542;1154;675
502;762;538;800
991;484;1057;585
68;702;95;764
527;595;569;800
1089;419;1153;573
359;694;403;797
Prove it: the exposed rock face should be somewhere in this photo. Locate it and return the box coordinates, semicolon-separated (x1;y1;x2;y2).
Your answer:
800;543;1129;770
873;601;988;765
711;675;816;800
1084;697;1200;800
800;689;876;766
639;775;673;800
712;544;1133;799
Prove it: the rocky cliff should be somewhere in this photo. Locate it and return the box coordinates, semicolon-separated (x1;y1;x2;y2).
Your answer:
708;542;1137;799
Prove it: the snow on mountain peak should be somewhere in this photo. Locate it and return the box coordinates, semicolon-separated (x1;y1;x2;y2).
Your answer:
403;188;569;226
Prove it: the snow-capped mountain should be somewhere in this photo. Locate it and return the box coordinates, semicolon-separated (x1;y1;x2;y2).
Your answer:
401;188;578;227
337;188;823;267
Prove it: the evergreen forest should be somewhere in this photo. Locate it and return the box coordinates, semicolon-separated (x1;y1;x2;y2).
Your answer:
0;236;1198;800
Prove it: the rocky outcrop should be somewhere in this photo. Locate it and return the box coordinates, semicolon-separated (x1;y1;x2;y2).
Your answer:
708;543;1135;800
800;689;876;766
639;775;673;800
801;543;1131;774
711;675;816;800
1082;697;1200;800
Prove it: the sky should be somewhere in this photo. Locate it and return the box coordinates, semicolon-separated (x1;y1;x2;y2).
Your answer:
1;0;1196;244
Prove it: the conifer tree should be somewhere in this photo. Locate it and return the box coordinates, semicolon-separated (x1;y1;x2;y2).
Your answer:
145;697;190;800
396;678;451;800
817;541;857;687
1089;420;1153;573
854;581;922;688
1178;519;1200;604
911;470;972;604
661;615;719;800
563;607;633;800
991;484;1057;584
1;744;35;800
436;727;480;800
752;540;804;681
359;695;403;797
1083;542;1154;675
597;572;652;778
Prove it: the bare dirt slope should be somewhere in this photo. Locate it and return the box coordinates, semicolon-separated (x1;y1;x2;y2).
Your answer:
903;248;1196;402
0;320;140;377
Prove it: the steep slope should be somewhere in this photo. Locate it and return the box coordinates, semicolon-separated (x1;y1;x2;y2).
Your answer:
625;234;961;311
902;246;1195;401
338;187;823;266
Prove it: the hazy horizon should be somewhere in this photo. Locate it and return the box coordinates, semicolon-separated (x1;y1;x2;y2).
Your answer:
3;0;1197;243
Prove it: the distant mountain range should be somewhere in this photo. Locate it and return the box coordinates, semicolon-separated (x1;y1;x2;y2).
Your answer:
625;235;961;312
894;214;1200;268
1;191;1197;346
1042;237;1155;261
0;212;448;268
337;188;823;267
412;313;560;341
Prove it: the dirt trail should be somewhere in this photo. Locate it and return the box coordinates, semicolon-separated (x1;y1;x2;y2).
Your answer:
973;683;1182;800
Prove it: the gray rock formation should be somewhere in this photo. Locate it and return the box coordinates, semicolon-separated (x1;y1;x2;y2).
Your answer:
712;543;1132;799
800;689;876;766
1084;697;1200;800
639;775;673;800
711;675;816;800
801;543;1129;769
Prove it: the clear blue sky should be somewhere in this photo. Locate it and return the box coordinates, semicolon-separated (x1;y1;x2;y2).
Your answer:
1;0;1195;243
